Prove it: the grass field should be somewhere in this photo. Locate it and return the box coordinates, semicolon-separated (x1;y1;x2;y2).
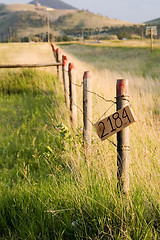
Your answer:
59;41;160;80
0;43;55;64
0;42;159;239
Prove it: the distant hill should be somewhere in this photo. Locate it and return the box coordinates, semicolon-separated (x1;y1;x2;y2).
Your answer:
29;0;76;10
54;10;134;29
0;4;47;41
145;18;160;25
0;3;136;42
0;4;77;42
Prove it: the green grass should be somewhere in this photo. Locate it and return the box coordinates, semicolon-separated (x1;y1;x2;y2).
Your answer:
0;67;159;239
59;43;160;81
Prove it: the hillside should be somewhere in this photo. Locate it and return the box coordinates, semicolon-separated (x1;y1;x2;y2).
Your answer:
0;4;77;42
145;17;160;25
54;10;134;30
0;3;135;42
29;0;76;9
0;5;49;41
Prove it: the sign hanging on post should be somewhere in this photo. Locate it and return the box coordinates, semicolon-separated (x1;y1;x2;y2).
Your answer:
145;26;157;36
94;105;136;141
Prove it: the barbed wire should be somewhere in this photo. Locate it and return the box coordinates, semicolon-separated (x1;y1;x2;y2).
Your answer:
115;96;131;106
85;89;116;104
71;80;116;105
65;89;94;127
72;82;83;87
60;71;121;148
64;88;117;148
97;102;115;122
107;138;117;147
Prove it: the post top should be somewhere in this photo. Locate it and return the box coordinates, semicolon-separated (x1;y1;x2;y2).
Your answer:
62;55;68;61
63;59;67;67
68;63;75;72
83;71;91;79
116;79;128;97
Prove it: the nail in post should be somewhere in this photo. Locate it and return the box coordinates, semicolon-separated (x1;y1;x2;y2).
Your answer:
68;63;77;128
62;56;70;108
116;79;130;194
83;71;92;149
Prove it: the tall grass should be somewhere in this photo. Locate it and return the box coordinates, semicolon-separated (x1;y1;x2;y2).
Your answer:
59;43;160;81
0;43;159;239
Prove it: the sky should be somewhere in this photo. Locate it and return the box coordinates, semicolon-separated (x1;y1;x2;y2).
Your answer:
0;0;160;23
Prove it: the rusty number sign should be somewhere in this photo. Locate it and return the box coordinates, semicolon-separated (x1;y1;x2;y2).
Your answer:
94;105;136;141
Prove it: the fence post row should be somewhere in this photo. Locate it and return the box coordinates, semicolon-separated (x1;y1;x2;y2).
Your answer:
68;63;77;128
83;71;92;149
3;44;131;193
116;79;130;194
55;48;130;194
62;55;70;108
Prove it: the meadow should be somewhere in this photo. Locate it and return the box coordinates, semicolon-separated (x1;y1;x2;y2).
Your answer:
59;41;160;80
0;42;159;239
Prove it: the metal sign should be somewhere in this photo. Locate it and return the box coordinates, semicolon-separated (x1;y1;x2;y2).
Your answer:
146;26;157;36
94;106;136;141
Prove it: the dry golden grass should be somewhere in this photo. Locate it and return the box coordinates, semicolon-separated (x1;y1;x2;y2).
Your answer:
59;39;160;48
0;43;54;64
5;4;35;12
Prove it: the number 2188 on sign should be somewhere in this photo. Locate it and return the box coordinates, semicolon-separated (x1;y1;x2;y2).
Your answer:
94;105;136;141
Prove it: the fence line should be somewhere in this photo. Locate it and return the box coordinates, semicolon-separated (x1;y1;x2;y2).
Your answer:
52;43;134;194
0;63;62;69
1;42;132;194
56;43;119;135
61;82;117;148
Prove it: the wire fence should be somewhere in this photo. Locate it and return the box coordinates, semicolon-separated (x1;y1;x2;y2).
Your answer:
63;73;118;147
52;43;134;193
51;43;133;151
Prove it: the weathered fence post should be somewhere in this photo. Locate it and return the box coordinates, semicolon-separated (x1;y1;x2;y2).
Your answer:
62;55;70;108
68;63;77;128
116;79;130;194
56;48;60;79
83;71;92;149
51;44;56;60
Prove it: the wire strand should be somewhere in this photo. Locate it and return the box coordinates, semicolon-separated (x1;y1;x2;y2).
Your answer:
85;90;116;104
72;82;83;87
63;82;118;148
65;90;94;126
107;138;117;147
97;102;115;122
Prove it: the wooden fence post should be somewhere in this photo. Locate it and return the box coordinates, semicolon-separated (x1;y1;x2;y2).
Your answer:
68;63;77;128
51;44;56;60
116;79;130;194
62;55;70;108
56;48;60;79
83;71;92;149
